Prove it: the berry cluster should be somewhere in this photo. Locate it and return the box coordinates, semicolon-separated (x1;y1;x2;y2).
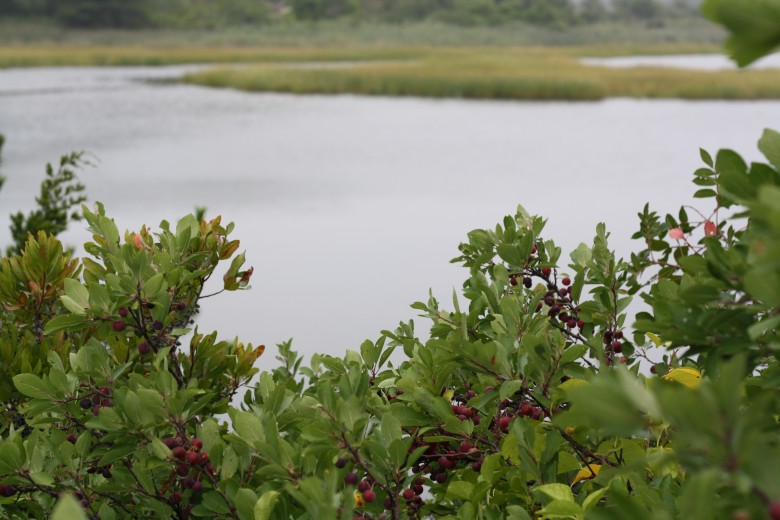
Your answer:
109;300;190;356
165;437;212;502
603;329;628;365
509;259;587;336
78;386;112;416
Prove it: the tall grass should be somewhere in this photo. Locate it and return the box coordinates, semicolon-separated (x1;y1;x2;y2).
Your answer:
181;47;780;101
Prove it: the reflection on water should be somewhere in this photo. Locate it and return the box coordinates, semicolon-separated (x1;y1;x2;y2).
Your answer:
1;65;779;362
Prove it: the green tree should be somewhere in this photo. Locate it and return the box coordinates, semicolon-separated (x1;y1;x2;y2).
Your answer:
612;0;662;20
50;0;151;28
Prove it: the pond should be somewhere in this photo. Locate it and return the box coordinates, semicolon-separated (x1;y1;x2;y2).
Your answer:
1;64;778;360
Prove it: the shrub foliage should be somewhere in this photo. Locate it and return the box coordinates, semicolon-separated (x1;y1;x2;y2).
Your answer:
0;127;778;520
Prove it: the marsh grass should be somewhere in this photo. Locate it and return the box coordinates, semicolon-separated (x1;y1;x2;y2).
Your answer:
0;19;766;101
181;47;780;101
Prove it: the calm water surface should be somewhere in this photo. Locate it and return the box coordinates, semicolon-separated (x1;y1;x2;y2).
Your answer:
1;65;778;361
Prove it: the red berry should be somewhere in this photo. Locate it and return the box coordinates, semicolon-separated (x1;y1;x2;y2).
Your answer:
172;447;186;460
67;433;78;444
91;405;101;416
171;491;182;504
191;438;203;452
199;452;209;464
541;267;551;277
112;320;125;332
435;472;447;483
615;330;624;339
561;277;571;286
439;456;456;469
567;319;577;329
335;458;347;468
650;365;658;374
192;480;202;492
118;307;129;318
357;480;370;492
559;288;568;297
187;451;200;465
176;464;189;477
769;502;780;520
523;277;532;288
362;489;376;503
519;403;533;416
176;301;187;310
472;459;483;471
345;472;359;485
162;437;177;449
79;397;92;409
182;476;195;489
138;341;151;355
612;341;623;353
510;275;518;286
498;416;511;430
413;484;424;495
458;441;473;453
577;320;585;329
403;488;415;501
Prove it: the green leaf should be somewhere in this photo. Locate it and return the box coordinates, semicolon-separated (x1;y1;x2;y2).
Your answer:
447;481;474;501
13;374;52;399
533;483;574;503
497;243;526;267
64;278;90;310
44;314;90;334
499;380;523;402
202;491;231;514
582;487;609;511
702;0;780;66
570;243;592;267
98;443;138;466
699;148;713;167
759;128;780;171
51;494;89;520
30;471;54;487
60;295;86;315
234;488;258;520
253;490;280;520
537;499;583;519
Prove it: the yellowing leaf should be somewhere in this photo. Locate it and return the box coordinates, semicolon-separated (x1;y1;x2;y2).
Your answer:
663;367;702;389
646;332;672;347
442;388;455;400
572;464;601;486
354;493;364;507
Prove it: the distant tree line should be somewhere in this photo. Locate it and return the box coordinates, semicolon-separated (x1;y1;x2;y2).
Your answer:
0;0;701;28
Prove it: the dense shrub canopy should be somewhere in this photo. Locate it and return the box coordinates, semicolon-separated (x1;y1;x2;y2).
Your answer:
0;125;778;519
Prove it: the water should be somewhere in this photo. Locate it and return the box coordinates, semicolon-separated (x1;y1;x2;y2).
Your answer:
1;64;778;363
581;53;780;70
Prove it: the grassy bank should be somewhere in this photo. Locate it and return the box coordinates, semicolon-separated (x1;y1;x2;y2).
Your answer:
181;46;780;101
0;17;764;101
